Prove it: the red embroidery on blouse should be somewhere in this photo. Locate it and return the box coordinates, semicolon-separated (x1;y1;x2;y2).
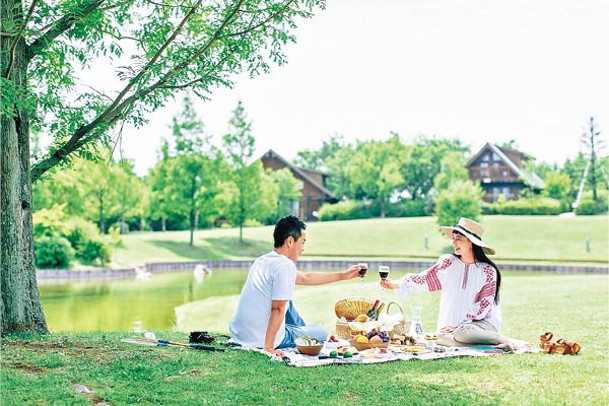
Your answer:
467;266;497;320
462;264;469;289
404;256;453;291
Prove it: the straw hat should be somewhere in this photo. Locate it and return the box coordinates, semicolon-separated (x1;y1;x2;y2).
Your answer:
440;217;496;255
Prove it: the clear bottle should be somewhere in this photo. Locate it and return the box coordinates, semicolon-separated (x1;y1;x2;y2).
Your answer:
409;306;424;338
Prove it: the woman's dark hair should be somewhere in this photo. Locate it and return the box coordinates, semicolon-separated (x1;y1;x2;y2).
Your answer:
472;244;501;304
452;230;501;304
273;215;306;248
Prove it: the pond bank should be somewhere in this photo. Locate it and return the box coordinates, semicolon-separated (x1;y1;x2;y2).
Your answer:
37;259;608;279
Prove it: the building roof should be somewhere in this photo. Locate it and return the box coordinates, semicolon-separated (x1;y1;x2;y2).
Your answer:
467;142;545;189
260;149;337;198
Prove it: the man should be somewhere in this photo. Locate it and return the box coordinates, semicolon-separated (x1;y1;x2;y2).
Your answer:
229;215;364;357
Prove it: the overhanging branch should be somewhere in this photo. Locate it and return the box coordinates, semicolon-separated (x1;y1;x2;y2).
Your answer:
26;0;108;60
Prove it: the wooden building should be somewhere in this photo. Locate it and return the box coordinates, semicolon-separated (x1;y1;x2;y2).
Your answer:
466;143;544;202
260;149;338;221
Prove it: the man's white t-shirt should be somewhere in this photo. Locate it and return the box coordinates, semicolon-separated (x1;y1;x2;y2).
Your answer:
229;251;297;348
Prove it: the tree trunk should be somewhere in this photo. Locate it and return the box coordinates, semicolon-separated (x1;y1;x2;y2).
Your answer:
98;194;105;234
162;217;166;232
1;0;49;333
189;207;195;247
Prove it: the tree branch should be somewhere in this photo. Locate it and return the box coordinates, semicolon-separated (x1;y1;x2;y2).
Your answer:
31;0;298;181
219;0;295;39
3;0;40;78
26;0;108;60
31;0;204;180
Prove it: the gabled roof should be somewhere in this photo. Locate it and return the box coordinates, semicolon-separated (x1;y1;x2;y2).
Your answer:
260;149;336;198
467;143;545;189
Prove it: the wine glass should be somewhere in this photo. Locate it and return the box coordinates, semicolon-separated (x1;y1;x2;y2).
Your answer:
357;263;368;286
378;265;390;280
378;265;390;290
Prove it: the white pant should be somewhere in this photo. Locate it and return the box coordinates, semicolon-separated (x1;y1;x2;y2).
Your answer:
438;320;504;346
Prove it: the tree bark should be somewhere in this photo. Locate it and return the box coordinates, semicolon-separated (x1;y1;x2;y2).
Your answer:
1;0;48;334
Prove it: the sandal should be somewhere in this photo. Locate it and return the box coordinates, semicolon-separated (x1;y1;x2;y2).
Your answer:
539;332;556;353
553;338;581;355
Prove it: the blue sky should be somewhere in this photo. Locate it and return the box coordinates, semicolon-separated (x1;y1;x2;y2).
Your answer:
114;0;608;176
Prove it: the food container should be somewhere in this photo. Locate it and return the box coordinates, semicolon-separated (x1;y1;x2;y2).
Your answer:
349;339;389;351
296;343;324;356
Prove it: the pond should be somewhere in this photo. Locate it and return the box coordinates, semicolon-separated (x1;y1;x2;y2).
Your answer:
39;269;249;333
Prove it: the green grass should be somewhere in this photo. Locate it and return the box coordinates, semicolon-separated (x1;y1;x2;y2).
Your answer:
111;215;609;269
3;273;608;405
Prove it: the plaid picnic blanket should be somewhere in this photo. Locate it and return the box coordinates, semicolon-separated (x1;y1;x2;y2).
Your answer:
231;341;537;368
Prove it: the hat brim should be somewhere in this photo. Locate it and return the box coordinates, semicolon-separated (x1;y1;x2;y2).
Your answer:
440;226;496;255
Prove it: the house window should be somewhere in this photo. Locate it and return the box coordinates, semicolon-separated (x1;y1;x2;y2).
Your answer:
503;187;510;197
502;170;509;177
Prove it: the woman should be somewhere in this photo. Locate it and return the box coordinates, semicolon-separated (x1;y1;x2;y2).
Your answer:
381;217;524;349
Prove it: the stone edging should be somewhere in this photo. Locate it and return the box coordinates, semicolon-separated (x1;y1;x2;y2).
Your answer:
36;260;608;279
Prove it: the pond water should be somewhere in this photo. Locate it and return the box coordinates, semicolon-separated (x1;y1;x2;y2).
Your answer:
39;269;249;333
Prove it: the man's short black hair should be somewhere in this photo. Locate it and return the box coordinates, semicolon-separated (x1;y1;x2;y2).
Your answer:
273;215;306;248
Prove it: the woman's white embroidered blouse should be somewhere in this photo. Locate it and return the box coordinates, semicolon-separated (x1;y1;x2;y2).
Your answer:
398;254;501;330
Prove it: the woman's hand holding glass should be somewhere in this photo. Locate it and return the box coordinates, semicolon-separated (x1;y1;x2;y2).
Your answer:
379;278;399;290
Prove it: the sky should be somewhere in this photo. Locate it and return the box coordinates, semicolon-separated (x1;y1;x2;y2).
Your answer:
112;0;608;176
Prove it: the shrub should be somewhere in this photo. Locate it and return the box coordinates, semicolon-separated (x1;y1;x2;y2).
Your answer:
574;200;597;215
64;218;100;252
318;200;360;221
483;197;563;215
33;204;67;238
79;239;112;265
35;236;74;269
387;199;427;217
63;218;113;264
435;180;483;227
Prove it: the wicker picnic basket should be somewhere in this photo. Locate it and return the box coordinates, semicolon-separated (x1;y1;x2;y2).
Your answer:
385;301;411;338
334;297;375;321
334;297;375;339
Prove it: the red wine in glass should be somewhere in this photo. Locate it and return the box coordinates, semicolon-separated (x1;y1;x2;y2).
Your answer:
378;265;390;279
357;263;368;286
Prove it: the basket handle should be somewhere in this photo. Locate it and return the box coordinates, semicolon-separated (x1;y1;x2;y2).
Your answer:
385;301;405;318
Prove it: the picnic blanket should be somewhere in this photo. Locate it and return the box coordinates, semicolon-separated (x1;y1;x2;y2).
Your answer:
231;341;538;368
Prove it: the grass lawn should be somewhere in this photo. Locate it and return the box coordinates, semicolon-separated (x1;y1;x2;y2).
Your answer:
111;215;609;268
4;273;608;405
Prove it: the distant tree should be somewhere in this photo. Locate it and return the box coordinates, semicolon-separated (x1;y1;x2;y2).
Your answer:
257;170;281;224
562;152;587;201
267;168;301;220
222;101;261;243
33;166;86;218
325;144;355;198
345;136;404;218
294;134;346;171
581;117;604;203
114;159;144;233
400;136;468;200
148;151;173;232
164;97;223;246
435;180;484;228
433;150;469;191
542;172;571;203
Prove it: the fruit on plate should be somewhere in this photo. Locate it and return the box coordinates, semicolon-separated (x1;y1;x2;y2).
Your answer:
355;335;369;343
365;328;390;342
369;335;383;343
